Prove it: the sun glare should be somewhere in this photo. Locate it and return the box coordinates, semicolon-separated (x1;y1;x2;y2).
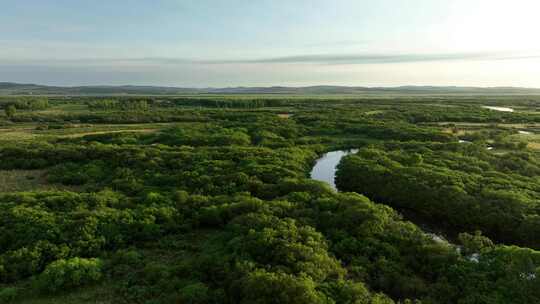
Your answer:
447;0;540;52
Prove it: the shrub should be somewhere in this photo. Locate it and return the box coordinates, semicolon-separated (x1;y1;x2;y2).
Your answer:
0;287;18;302
177;282;210;304
110;249;143;266
36;257;103;293
235;269;328;304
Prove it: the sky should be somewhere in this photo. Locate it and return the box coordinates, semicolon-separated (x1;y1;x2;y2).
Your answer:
1;0;540;87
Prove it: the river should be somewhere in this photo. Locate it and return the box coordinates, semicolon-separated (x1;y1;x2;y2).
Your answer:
310;149;454;245
310;149;358;190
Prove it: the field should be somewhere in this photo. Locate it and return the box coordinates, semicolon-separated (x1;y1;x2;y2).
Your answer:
0;95;540;304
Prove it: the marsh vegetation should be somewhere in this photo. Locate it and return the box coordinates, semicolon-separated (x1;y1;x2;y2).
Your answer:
0;95;539;303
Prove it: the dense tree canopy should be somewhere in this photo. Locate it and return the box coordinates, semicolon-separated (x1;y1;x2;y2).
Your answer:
0;95;539;303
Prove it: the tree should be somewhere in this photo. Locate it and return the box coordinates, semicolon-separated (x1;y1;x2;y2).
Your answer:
5;105;16;119
177;282;210;304
458;231;494;255
235;269;328;304
29;98;49;110
35;257;103;293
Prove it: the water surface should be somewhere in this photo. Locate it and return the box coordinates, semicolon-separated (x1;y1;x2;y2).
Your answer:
482;106;514;112
310;149;358;190
310;149;459;250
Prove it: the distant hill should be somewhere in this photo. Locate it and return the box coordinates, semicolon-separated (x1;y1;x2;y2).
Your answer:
1;82;540;96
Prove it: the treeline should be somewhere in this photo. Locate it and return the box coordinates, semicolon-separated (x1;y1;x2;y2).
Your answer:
336;143;540;249
1;97;50;119
9;109;209;124
371;105;540;123
0;97;49;111
296;112;455;142
6;108;294;125
86;99;149;111
170;97;290;108
85;97;294;110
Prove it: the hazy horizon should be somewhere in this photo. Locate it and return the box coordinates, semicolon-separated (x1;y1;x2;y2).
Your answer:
4;82;540;90
2;0;539;87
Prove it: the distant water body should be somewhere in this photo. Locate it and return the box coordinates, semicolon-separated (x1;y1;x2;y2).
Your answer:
482;106;514;112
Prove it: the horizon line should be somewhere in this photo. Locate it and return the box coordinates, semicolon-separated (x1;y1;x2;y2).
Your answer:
2;81;540;91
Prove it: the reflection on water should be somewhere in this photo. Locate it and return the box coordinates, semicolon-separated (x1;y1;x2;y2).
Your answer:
310;149;358;190
482;106;514;112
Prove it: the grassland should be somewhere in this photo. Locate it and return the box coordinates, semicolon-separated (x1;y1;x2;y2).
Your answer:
0;170;79;192
0;170;49;192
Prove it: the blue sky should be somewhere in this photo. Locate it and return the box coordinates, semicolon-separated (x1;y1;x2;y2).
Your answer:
1;0;539;87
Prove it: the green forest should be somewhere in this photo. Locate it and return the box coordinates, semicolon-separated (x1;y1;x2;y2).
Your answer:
0;95;539;303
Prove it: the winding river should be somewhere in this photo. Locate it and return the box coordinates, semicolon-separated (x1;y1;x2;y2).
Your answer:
310;149;358;190
310;151;540;268
310;149;452;244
